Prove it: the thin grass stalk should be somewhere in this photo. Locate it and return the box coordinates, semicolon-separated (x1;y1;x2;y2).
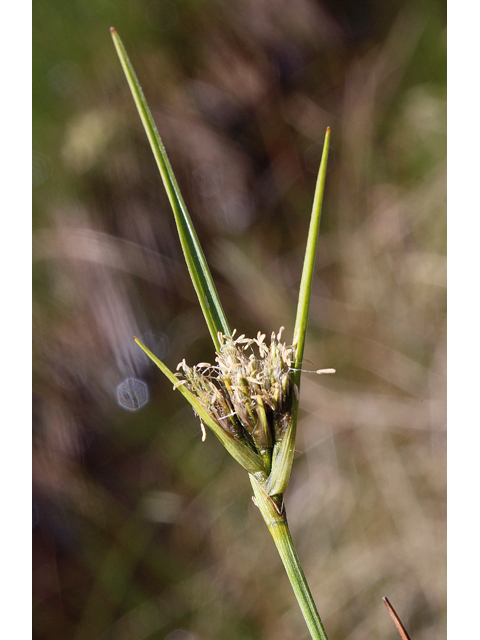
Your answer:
251;477;329;640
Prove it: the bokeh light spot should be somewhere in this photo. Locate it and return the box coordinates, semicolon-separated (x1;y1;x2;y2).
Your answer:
117;378;149;411
138;331;169;360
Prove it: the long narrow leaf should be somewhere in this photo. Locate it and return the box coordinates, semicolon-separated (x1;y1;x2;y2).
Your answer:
266;128;330;497
292;127;331;375
134;337;267;478
111;28;230;350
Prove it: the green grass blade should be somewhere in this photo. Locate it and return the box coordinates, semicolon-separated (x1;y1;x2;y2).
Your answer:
266;128;330;497
134;337;267;477
292;127;331;375
111;28;230;350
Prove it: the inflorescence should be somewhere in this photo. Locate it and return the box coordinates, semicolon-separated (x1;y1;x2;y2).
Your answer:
175;327;296;472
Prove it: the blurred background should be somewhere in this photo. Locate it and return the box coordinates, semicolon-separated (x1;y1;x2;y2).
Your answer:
32;0;446;638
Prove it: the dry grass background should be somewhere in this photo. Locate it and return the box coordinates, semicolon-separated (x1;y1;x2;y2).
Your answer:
33;0;446;638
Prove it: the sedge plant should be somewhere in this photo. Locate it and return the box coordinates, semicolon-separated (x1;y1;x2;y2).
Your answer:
111;27;334;640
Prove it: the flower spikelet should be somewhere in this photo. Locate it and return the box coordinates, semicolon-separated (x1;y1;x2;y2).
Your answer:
176;327;295;472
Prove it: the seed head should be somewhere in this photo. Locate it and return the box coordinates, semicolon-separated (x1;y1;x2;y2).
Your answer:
175;327;296;470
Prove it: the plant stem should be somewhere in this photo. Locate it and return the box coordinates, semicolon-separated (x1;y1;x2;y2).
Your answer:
250;477;330;640
271;520;329;640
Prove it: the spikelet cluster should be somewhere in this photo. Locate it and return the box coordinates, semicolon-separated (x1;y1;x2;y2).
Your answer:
175;327;295;470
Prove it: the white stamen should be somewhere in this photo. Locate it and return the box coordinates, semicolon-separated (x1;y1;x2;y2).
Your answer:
173;379;187;390
290;367;336;375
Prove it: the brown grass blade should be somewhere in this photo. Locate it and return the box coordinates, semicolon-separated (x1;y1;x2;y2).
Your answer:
383;597;412;640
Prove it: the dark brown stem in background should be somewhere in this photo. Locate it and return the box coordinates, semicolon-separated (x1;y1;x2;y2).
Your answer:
383;597;412;640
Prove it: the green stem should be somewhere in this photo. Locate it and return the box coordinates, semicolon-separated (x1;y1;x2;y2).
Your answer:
250;477;329;640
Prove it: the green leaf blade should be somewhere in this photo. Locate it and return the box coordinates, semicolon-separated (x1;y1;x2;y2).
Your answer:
134;337;267;478
292;127;331;376
266;127;330;497
111;28;230;350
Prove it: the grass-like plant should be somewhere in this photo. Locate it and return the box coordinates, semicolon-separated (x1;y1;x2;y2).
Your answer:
111;27;334;640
